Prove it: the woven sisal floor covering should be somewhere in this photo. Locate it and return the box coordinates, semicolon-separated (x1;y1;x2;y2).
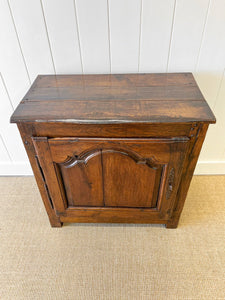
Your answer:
0;176;224;300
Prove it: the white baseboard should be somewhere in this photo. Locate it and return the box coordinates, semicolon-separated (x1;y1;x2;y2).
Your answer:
194;161;225;175
0;162;33;176
0;161;224;176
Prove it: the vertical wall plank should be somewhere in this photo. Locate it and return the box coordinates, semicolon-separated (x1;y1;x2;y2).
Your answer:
0;135;11;162
221;74;225;160
109;0;141;73
194;0;225;163
199;70;225;161
9;0;55;82
139;0;175;73
0;74;27;161
0;0;225;173
0;0;30;108
75;0;110;73
41;0;82;74
168;0;210;72
194;0;225;107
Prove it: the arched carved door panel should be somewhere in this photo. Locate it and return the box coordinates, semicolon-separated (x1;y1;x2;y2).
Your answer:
58;150;104;207
57;148;164;208
101;150;163;208
33;137;189;219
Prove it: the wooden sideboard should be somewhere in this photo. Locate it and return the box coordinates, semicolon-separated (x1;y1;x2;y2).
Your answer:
10;73;216;228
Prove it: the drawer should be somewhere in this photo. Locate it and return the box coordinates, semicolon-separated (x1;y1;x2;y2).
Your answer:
32;137;189;220
32;122;194;138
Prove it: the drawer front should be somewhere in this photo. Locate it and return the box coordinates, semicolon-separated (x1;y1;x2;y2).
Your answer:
33;122;194;138
32;137;189;220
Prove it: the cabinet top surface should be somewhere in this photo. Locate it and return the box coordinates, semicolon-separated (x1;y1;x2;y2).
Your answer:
11;73;216;124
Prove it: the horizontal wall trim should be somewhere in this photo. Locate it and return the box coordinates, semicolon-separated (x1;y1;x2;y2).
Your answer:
194;161;225;175
0;161;224;176
0;162;33;176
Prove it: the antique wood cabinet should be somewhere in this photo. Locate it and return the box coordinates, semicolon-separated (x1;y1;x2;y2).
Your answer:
10;73;215;228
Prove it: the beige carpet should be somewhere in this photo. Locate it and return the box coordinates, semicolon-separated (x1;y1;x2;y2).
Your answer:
0;176;224;300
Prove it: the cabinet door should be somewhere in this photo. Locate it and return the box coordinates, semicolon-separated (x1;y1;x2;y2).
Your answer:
32;137;189;220
57;149;104;207
101;149;162;208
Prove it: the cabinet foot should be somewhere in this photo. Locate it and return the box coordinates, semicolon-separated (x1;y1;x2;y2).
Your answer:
49;217;63;227
50;221;63;228
165;217;179;229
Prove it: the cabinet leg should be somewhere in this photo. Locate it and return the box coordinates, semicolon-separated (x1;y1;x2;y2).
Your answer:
166;219;179;229
49;216;63;228
165;214;180;229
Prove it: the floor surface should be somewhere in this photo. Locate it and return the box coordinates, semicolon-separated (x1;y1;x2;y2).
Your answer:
0;176;225;299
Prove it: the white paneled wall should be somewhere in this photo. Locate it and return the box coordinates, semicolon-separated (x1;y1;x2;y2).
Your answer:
41;0;83;74
109;0;142;73
139;0;175;73
0;0;225;175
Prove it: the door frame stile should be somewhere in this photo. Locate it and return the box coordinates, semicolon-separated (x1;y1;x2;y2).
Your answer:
32;137;67;213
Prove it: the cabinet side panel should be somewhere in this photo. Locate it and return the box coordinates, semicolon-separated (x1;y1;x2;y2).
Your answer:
32;137;66;213
167;123;209;228
17;123;62;227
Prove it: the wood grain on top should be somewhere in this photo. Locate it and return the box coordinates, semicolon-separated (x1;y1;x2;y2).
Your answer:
10;73;216;124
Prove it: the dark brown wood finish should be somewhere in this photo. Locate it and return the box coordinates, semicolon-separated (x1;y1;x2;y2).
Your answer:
101;150;161;208
39;137;189;218
166;123;209;228
11;73;215;228
58;150;104;207
11;73;215;124
17;123;62;227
